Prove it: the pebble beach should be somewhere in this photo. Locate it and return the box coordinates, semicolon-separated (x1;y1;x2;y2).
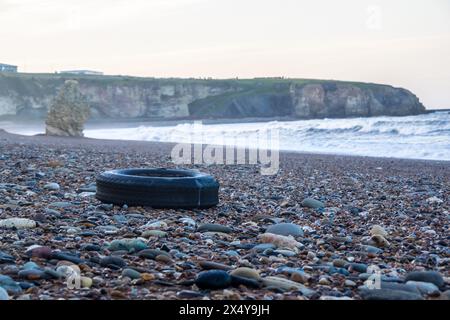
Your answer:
0;129;449;300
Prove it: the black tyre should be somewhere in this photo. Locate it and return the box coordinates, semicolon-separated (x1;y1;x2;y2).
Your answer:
96;168;219;208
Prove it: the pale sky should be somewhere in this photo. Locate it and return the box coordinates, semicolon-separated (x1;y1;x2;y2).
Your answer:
1;0;449;109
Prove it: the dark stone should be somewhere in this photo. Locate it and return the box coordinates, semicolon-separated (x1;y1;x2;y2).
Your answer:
100;256;127;269
18;269;50;280
80;244;102;252
122;268;141;279
98;204;114;211
198;261;233;271
230;275;262;289
43;268;64;279
27;246;53;259
51;252;84;264
328;266;350;276
360;288;423;300
348;263;368;273
195;270;232;290
0;251;15;264
138;249;169;260
405;271;445;288
176;290;205;299
0;275;22;294
197;223;233;234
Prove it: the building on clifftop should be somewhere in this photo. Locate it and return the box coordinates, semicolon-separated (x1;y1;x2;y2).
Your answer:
59;70;103;76
0;63;18;73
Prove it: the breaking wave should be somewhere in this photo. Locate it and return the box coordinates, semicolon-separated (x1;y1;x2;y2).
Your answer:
3;112;450;161
82;112;450;161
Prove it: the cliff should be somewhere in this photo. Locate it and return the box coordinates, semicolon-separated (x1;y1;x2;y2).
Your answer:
0;73;426;121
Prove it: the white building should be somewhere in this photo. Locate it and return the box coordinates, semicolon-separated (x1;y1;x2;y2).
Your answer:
59;70;103;76
0;63;18;73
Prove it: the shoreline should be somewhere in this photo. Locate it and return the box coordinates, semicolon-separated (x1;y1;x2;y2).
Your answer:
1;129;449;165
0;129;449;300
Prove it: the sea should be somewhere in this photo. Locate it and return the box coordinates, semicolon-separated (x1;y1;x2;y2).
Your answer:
2;112;449;161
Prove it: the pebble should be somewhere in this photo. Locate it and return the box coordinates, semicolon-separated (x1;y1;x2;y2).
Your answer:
252;243;276;252
371;234;390;247
370;225;388;237
108;239;148;252
22;261;40;270
18;269;49;280
348;263;368;273
155;254;173;264
230;267;261;280
0;287;9;300
141;230;167;238
78;192;96;198
81;276;93;288
80;244;102;252
262;276;316;297
406;281;440;296
230;275;261;289
0;251;15;264
97;203;113;211
48;202;73;208
44;268;64;279
138;249;170;260
100;256;127;269
426;196;443;204
26;246;53;259
257;233;302;250
51;252;84;264
301;198;325;209
45;207;63;217
345;280;357;287
122;268;141;280
44;182;60;191
273;249;297;257
318;277;331;285
328;266;350;276
290;272;310;284
197;223;232;234
141;273;155;281
266;223;304;237
440;290;450;300
177;290;205;299
179;217;196;227
379;282;421;294
405;271;445;288
195;270;232;290
359;288;424;300
306;251;316;260
0;218;36;229
361;245;383;254
0;275;23;294
320;296;353;300
332;259;347;268
199;261;233;271
143;220;167;230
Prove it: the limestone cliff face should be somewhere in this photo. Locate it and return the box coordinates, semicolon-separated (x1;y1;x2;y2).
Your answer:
78;82;233;119
290;83;425;118
0;73;426;120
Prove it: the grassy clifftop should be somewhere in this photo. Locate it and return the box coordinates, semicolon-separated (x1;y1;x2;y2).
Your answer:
0;72;391;90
